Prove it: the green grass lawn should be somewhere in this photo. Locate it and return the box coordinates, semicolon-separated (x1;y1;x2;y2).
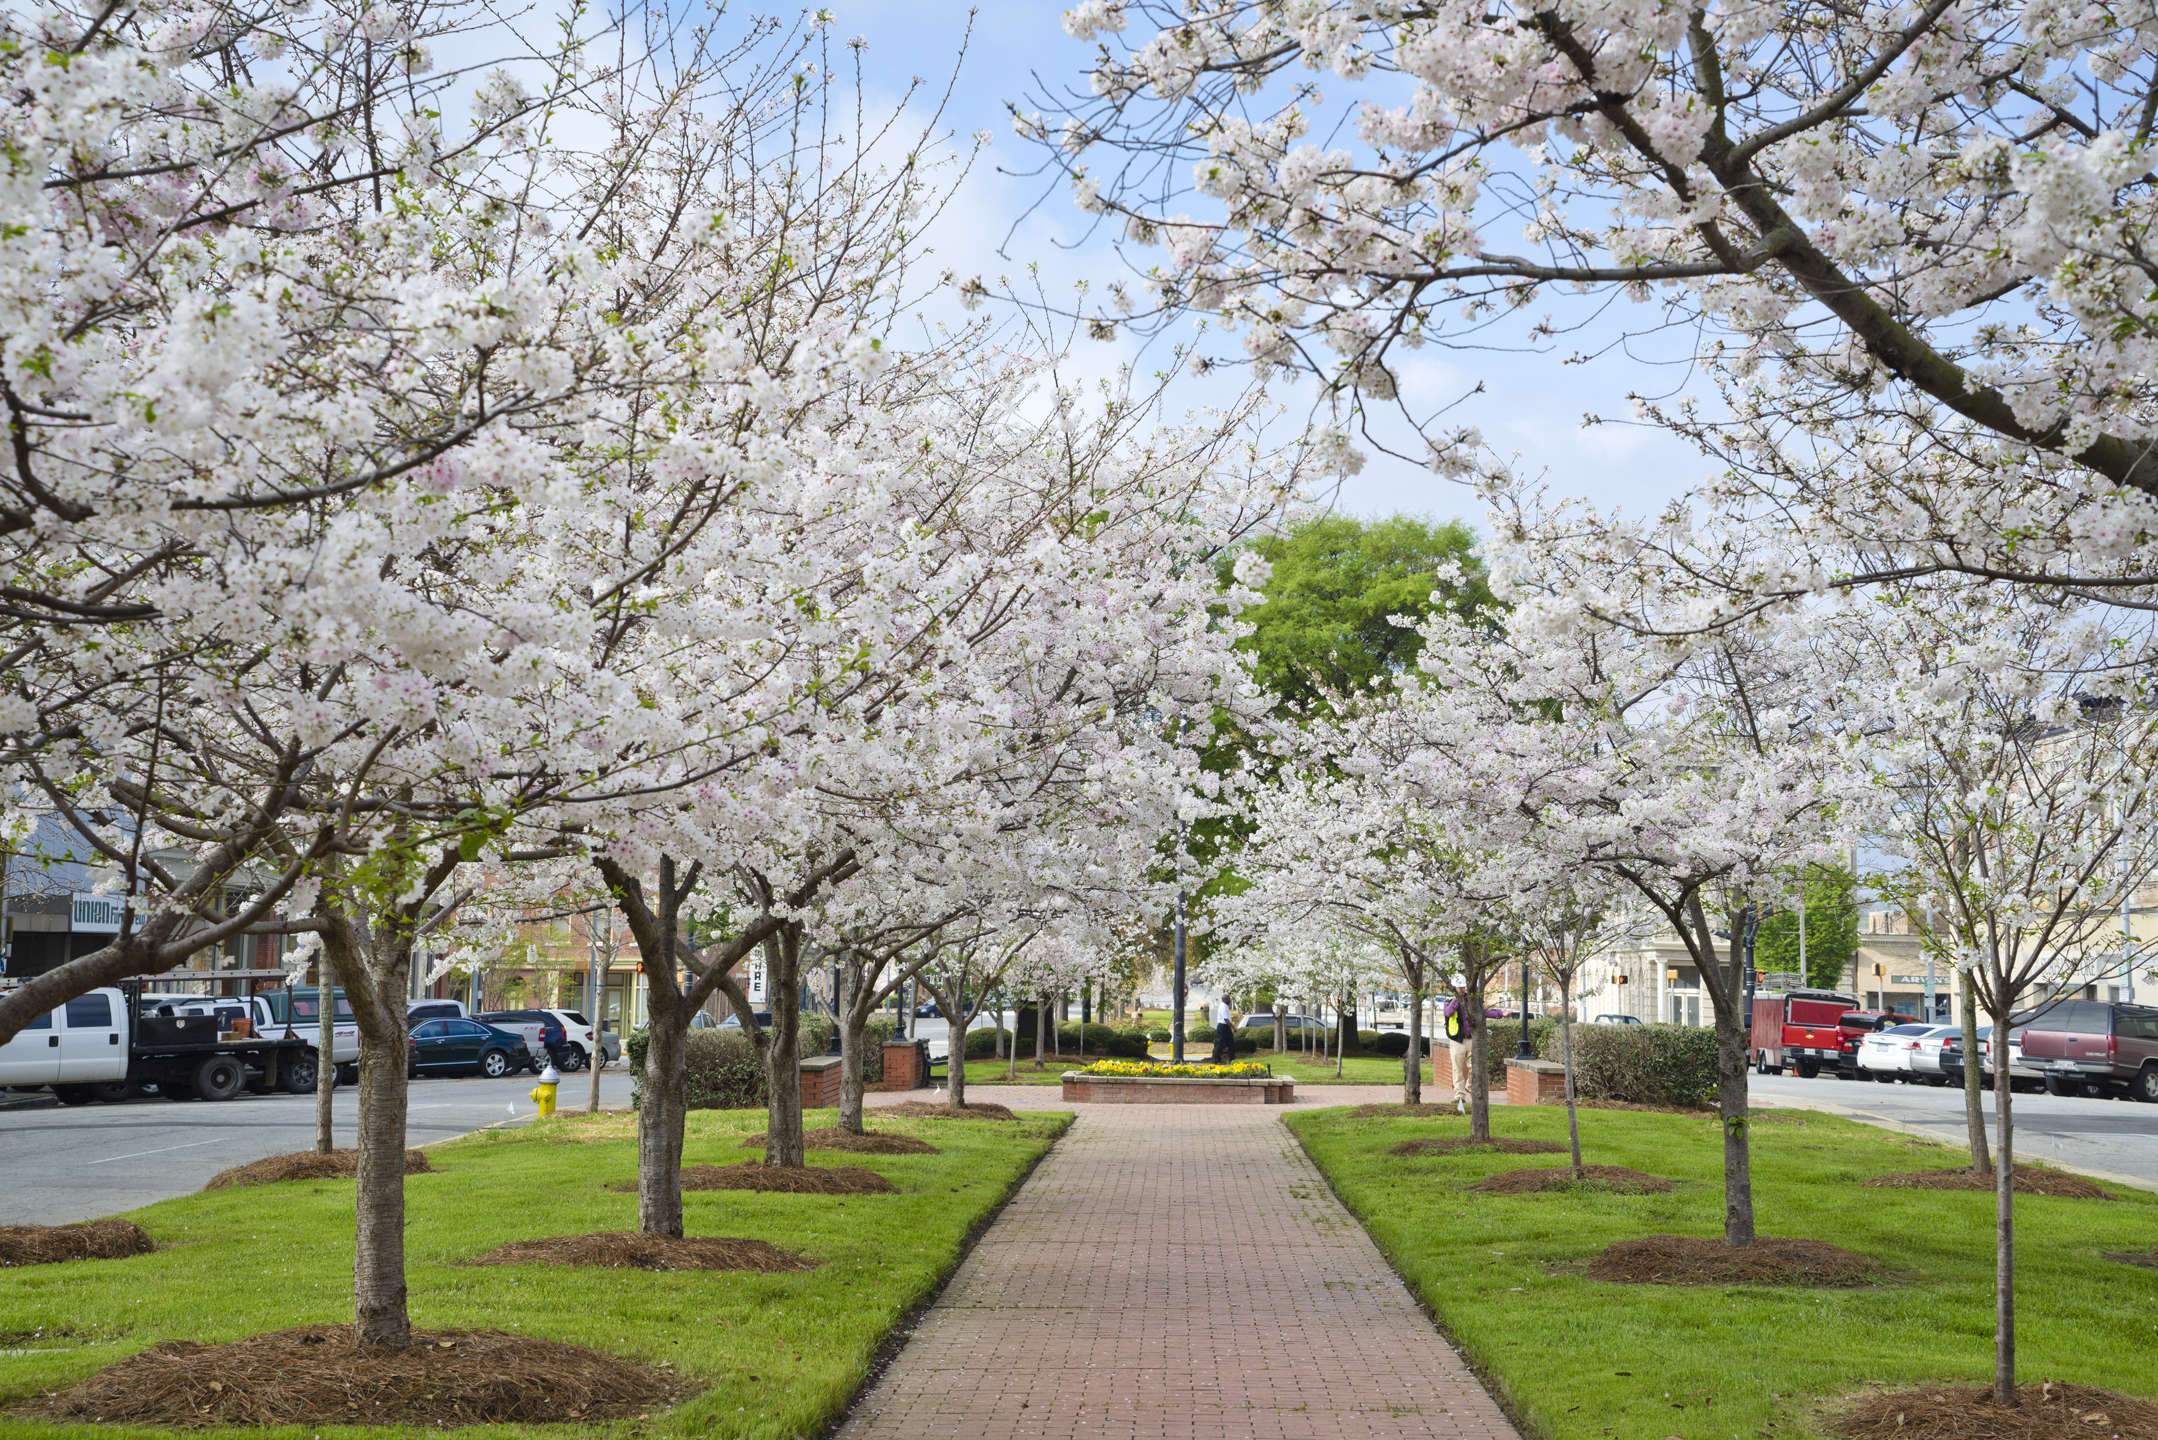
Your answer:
1287;1104;2158;1440
0;1106;1068;1440
958;1050;1419;1086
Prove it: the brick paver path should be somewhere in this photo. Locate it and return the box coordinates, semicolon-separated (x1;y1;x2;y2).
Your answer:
837;1101;1521;1440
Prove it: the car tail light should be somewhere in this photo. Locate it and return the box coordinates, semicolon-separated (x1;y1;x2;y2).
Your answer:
584;1031;593;1041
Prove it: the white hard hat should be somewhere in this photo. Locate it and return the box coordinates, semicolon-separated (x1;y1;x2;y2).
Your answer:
1451;973;1468;989
539;1063;560;1083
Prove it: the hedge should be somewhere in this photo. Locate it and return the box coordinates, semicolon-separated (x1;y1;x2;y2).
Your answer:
964;1022;1149;1060
1532;1021;1718;1107
628;1028;764;1111
1184;1023;1259;1054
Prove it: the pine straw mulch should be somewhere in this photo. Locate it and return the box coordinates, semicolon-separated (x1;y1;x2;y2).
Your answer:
1469;1165;1675;1196
878;1100;1019;1121
2105;1247;2158;1270
0;1220;155;1268
1863;1164;2112;1201
1389;1136;1567;1157
607;1164;894;1196
1830;1381;2158;1440
1351;1102;1461;1119
737;1127;939;1155
1587;1235;1876;1287
203;1148;433;1190
465;1232;813;1273
34;1325;694;1429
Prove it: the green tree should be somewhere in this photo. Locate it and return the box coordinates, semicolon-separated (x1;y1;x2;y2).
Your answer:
1228;514;1493;714
1753;864;1859;990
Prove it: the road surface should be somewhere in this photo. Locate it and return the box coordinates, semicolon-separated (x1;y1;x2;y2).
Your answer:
1752;1071;2158;1191
3;1067;634;1225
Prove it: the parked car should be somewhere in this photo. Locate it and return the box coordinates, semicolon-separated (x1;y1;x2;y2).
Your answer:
475;1009;567;1068
407;999;469;1025
541;1009;619;1069
1906;1025;1961;1083
406;1018;532;1078
1237;1012;1324;1032
1832;1009;1920;1077
1856;1023;1949;1081
1592;1013;1644;1025
914;999;942;1018
2019;1000;2158;1101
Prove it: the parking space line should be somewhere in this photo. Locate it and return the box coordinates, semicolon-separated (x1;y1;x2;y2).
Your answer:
86;1137;225;1166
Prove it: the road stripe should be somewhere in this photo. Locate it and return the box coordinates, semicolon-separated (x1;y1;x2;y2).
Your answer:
86;1137;224;1166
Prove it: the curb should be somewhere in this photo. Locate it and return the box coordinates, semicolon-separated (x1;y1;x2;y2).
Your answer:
1755;1093;2157;1194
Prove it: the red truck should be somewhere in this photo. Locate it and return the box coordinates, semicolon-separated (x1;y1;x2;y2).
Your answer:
1749;988;1861;1078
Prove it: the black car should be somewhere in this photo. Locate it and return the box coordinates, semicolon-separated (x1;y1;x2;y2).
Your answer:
407;1018;533;1078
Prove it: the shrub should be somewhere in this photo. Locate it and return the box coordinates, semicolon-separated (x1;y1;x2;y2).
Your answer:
1368;1030;1411;1058
860;1015;899;1083
1537;1021;1717;1107
962;1026;1013;1060
798;1013;836;1055
629;1028;766;1111
1056;1022;1148;1058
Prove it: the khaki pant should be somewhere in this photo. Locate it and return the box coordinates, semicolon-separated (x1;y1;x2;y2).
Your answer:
1447;1039;1473;1105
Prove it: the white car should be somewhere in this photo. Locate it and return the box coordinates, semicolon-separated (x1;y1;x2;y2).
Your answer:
1856;1023;1940;1081
1905;1025;1960;1083
541;1009;620;1069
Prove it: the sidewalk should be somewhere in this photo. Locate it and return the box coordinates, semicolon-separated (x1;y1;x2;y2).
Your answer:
842;1098;1519;1440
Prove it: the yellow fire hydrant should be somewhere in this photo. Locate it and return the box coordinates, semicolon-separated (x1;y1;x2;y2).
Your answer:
530;1062;560;1118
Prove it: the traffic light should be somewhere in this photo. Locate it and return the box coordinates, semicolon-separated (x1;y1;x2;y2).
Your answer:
1615;973;1629;986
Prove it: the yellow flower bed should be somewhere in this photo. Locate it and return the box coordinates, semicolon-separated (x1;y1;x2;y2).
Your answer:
1078;1059;1272;1079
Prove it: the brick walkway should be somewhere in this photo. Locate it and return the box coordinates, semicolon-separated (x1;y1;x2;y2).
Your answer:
838;1100;1520;1440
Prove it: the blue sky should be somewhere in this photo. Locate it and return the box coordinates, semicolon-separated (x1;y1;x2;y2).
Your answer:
835;0;1715;529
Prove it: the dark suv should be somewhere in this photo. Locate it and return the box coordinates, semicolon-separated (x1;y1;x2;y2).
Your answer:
2019;1000;2158;1101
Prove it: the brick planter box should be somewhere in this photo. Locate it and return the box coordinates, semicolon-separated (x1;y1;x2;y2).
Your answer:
1504;1057;1568;1107
800;1054;844;1107
1060;1073;1295;1104
870;1039;927;1092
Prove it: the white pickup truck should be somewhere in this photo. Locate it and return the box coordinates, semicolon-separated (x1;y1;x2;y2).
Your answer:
0;976;342;1104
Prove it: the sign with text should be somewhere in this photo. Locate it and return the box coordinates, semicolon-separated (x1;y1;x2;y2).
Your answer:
71;893;127;934
747;954;768;1004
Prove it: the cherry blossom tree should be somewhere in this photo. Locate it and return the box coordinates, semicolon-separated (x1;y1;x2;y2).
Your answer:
1828;583;2158;1404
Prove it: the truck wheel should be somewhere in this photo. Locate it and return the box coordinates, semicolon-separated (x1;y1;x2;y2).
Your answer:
1796;1059;1819;1079
51;1085;94;1105
2135;1066;2158;1104
480;1049;511;1079
281;1052;321;1094
193;1055;246;1102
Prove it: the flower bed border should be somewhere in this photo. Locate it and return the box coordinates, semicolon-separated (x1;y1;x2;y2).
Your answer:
1060;1071;1296;1105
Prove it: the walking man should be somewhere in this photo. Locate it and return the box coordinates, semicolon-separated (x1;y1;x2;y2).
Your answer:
1212;995;1234;1064
1442;973;1476;1115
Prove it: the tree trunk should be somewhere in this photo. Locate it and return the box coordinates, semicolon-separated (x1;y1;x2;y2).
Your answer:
1715;1008;1756;1246
837;967;868;1137
1035;999;1048;1064
1467;1015;1490;1142
762;940;805;1168
1403;980;1424;1105
1961;971;1992;1174
1337;991;1356;1057
353;1015;411;1349
1993;1011;2017;1405
1273;1002;1286;1053
637;1005;687;1237
314;953;335;1154
948;1030;968;1108
1561;979;1583;1178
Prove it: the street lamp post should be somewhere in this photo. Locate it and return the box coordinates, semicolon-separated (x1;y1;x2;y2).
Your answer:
1516;951;1534;1061
1171;885;1187;1064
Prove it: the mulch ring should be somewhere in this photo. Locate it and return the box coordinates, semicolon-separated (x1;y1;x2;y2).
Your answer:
1389;1137;1566;1157
34;1324;695;1429
1470;1165;1674;1196
1588;1235;1875;1287
1351;1102;1462;1119
1830;1382;2158;1440
0;1220;154;1268
608;1164;894;1196
1863;1164;2111;1201
204;1148;433;1190
879;1100;1018;1121
466;1231;812;1273
738;1127;938;1155
2105;1248;2158;1270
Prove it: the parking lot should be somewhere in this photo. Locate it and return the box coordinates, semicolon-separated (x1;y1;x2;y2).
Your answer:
3;1068;634;1225
1753;1071;2158;1190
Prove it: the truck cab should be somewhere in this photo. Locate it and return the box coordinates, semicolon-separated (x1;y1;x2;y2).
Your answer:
0;988;130;1091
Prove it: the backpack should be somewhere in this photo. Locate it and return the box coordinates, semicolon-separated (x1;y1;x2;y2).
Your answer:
1444;1003;1469;1042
